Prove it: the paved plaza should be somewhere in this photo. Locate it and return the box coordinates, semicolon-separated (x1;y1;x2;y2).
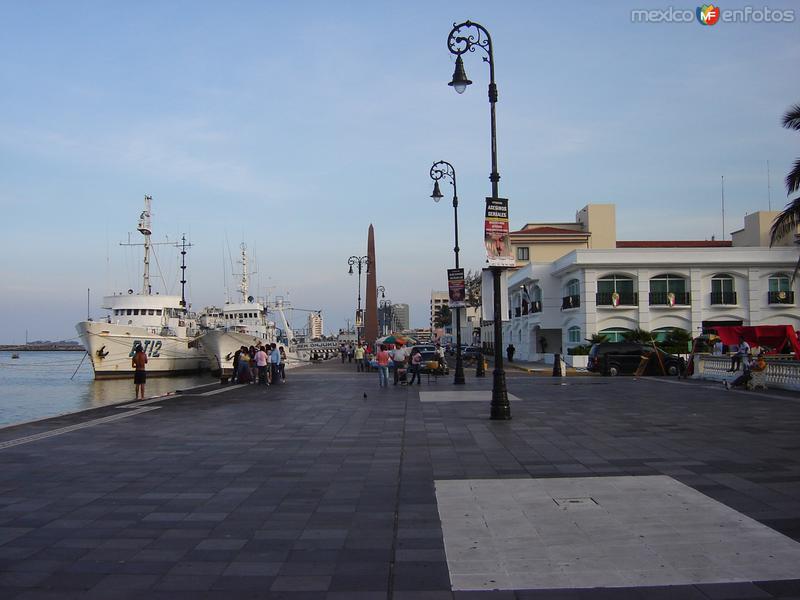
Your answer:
1;361;800;599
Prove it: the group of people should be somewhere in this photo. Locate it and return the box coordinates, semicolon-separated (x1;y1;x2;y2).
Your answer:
337;339;450;388
232;343;286;386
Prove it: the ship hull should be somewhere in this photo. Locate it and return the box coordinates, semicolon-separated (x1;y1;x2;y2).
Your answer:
199;330;307;375
76;321;208;379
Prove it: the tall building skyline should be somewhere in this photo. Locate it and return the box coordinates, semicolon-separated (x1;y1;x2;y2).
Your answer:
307;313;324;339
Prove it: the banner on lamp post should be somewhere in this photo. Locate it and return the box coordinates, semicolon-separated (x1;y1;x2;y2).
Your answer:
484;197;515;268
355;309;363;328
480;268;509;322
447;268;466;308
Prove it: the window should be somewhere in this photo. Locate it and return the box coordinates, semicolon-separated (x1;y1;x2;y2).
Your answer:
517;247;529;260
768;273;794;304
565;279;580;296
711;274;736;305
133;309;140;315
156;309;162;315
598;328;631;343
148;309;155;315
769;274;791;292
127;309;132;316
568;326;581;343
598;275;634;295
597;274;636;305
711;275;734;294
649;274;689;305
650;274;686;294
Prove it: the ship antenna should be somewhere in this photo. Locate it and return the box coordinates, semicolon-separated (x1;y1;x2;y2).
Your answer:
138;195;153;295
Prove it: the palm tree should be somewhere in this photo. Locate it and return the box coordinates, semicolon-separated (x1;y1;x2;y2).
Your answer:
433;305;452;329
622;328;654;344
770;103;800;279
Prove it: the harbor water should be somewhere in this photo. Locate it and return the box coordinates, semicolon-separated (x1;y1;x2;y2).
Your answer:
0;351;216;428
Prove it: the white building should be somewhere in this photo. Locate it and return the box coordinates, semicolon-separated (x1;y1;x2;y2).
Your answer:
307;312;324;339
501;205;799;361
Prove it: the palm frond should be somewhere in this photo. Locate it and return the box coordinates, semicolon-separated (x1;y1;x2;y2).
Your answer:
770;197;800;245
787;158;800;195
782;104;800;131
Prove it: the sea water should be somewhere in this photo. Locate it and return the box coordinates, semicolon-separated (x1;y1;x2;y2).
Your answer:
0;351;216;428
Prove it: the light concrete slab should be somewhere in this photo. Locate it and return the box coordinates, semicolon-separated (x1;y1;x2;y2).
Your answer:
419;391;523;403
435;475;800;590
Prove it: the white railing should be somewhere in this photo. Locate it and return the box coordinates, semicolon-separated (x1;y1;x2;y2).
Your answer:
693;355;800;392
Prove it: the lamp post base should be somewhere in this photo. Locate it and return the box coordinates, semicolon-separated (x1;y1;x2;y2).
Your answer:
490;367;511;420
490;268;511;420
453;357;465;385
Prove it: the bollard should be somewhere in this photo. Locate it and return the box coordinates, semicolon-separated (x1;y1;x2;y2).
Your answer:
552;353;562;377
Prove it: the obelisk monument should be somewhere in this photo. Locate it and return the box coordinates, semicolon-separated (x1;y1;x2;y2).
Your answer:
364;224;378;344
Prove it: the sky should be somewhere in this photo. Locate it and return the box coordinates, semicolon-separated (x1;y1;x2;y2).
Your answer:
1;0;798;342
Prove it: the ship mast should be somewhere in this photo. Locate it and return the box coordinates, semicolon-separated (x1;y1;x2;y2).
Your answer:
238;243;249;303
176;234;193;308
138;195;153;295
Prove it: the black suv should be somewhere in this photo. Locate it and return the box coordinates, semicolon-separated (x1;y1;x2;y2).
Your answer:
587;342;684;376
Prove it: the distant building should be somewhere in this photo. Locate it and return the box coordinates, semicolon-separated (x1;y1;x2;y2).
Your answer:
307;313;324;339
409;328;433;343
391;303;410;331
430;291;449;330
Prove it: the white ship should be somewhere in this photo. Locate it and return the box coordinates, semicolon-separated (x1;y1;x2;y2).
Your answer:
76;196;208;379
199;244;306;375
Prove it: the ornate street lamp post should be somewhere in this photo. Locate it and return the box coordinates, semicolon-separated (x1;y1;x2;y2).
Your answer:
446;20;511;420
347;255;369;341
376;285;387;336
430;160;466;385
379;299;392;336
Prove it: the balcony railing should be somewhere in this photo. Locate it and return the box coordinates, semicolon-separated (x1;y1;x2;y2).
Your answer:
768;290;795;305
710;291;737;305
530;300;542;313
649;291;691;306
596;292;638;306
561;294;580;310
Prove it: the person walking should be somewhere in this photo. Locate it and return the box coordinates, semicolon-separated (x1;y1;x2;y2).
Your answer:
507;343;516;362
255;345;269;385
270;343;282;384
376;345;391;388
355;342;365;372
347;343;355;363
132;343;147;400
232;348;241;383
340;343;347;363
408;348;423;385
278;346;287;382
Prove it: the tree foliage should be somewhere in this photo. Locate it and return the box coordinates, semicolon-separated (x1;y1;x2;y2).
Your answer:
434;305;452;328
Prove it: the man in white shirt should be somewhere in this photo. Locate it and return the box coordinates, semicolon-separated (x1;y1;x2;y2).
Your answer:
391;344;408;385
255;346;269;385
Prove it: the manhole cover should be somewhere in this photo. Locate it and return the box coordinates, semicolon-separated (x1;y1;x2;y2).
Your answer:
553;497;598;508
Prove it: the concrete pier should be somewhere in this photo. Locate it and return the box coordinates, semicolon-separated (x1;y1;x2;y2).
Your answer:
1;362;800;598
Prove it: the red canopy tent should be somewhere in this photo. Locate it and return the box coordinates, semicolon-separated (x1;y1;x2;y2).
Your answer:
707;325;800;359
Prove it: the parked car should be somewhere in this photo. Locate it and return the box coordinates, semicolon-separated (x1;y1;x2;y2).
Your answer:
410;345;436;355
587;342;684;376
461;346;483;363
